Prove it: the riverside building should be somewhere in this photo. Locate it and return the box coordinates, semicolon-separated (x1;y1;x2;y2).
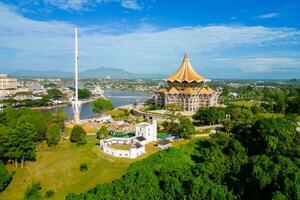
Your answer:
152;54;220;113
0;74;17;98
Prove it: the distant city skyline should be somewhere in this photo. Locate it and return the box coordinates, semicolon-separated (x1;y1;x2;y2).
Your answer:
0;0;300;79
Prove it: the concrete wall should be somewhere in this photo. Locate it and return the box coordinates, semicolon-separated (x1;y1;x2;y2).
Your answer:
100;138;145;159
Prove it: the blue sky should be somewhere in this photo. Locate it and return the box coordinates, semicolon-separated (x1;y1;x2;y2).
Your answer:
0;0;300;79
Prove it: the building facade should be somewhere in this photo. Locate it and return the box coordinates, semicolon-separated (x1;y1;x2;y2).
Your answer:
0;74;17;97
135;119;157;143
152;54;219;113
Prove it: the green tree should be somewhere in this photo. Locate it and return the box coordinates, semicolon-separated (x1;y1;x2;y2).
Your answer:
47;88;63;100
70;125;86;145
46;124;61;146
110;109;130;120
5;122;37;168
165;103;183;111
78;88;91;99
251;119;296;155
0;163;11;192
193;107;225;125
52;108;68;132
162;111;181;133
92;99;114;114
23;181;42;200
178;117;195;138
97;126;108;139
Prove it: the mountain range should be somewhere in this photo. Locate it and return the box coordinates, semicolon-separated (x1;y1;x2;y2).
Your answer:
11;67;165;79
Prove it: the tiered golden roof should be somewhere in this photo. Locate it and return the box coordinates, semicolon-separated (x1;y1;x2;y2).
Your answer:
198;87;214;94
164;54;207;83
183;87;195;95
168;87;179;94
157;87;168;93
206;87;215;93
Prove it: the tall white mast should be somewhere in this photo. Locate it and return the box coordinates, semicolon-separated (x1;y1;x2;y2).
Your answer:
72;26;82;123
75;27;78;109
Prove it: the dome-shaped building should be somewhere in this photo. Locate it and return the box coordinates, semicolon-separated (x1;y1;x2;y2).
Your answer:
152;54;220;113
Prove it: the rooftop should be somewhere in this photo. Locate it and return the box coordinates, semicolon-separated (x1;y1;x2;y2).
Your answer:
157;139;171;146
164;54;207;83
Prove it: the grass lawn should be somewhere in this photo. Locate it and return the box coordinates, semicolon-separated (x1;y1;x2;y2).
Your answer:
108;144;131;150
0;136;207;200
0;137;133;200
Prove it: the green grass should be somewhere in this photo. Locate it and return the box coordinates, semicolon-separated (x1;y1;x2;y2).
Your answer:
0;135;206;200
256;112;285;119
157;132;168;137
0;137;133;200
230;100;258;108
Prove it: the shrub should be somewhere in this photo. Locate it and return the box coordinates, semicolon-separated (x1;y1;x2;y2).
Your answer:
80;163;88;172
45;190;55;198
24;181;42;200
70;125;86;145
96;126;108;139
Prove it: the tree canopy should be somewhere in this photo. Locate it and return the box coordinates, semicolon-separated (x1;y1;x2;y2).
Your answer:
70;125;86;145
92;99;114;114
67;117;299;200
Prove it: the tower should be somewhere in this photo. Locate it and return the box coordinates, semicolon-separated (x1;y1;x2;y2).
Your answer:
72;27;82;123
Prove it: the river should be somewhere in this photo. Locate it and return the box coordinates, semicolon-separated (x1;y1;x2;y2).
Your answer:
51;89;151;120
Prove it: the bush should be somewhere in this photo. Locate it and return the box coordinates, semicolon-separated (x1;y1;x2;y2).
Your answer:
0;163;12;192
165;103;183;111
110;109;130;119
70;125;86;145
96;126;108;139
24;181;42;200
46;124;61;146
80;163;88;172
45;190;55;198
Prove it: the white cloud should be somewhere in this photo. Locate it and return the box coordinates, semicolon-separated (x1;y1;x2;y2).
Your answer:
0;2;300;77
120;0;142;10
214;57;300;73
45;0;90;10
10;0;142;11
257;12;279;19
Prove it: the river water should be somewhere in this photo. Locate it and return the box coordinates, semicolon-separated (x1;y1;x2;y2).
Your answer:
52;89;151;120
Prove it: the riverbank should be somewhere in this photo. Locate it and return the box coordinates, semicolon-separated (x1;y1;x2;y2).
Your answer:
31;99;94;110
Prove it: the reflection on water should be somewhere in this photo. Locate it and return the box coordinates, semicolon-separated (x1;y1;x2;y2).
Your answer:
52;89;151;120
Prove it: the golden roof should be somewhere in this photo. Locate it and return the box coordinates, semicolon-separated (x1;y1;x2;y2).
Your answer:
157;87;168;93
198;87;209;94
206;87;215;93
198;87;214;94
164;54;207;83
168;87;179;94
183;87;195;95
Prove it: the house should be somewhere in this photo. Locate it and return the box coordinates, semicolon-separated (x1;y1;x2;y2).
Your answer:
95;115;112;123
134;136;147;145
157;140;172;149
135;118;157;143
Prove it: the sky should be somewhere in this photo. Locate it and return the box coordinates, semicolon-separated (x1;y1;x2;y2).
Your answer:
0;0;300;79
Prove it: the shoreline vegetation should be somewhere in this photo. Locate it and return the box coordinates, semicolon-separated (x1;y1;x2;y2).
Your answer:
31;99;94;110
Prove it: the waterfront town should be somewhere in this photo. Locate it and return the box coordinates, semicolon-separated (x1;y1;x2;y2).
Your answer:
0;1;300;200
1;52;299;199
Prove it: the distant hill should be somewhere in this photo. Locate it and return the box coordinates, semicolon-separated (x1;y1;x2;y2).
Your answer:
11;67;165;79
12;70;73;78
